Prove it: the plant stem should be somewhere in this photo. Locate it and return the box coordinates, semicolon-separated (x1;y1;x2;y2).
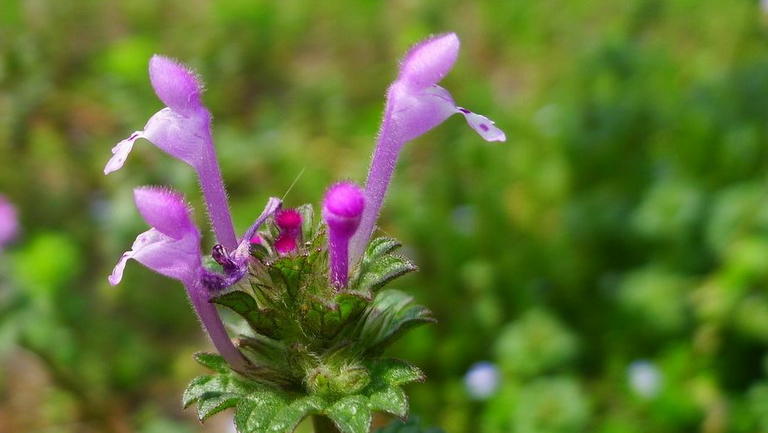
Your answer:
312;415;342;433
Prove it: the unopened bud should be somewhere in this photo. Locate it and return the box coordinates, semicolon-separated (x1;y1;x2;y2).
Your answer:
322;182;365;288
275;208;302;238
274;234;298;255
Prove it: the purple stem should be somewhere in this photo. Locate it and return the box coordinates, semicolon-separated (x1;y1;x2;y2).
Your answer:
350;105;403;262
186;280;249;373
198;130;238;251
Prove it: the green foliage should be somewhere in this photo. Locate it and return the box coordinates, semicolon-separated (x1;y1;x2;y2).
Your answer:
183;207;430;432
375;418;445;433
184;354;423;433
494;309;578;379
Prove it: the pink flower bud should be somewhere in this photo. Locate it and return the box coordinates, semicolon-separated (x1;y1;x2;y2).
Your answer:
274;234;298;255
275;208;302;238
322;182;365;287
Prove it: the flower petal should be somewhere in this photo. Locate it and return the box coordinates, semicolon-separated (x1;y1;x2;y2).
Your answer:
108;249;133;285
457;108;507;142
390;84;457;142
103;107;208;175
399;33;460;89
109;228;202;286
149;55;204;116
232;197;282;263
104;131;141;174
141;108;208;169
133;186;196;240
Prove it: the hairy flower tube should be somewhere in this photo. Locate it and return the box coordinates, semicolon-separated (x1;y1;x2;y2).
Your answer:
105;56;237;250
106;33;504;433
349;33;505;261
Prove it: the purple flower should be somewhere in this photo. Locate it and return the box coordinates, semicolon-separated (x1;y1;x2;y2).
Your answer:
0;195;19;252
322;182;365;287
109;186;249;372
350;33;505;260
203;197;282;289
109;187;202;286
105;56;237;250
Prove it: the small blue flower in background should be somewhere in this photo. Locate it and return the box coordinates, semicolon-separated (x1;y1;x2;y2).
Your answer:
627;360;662;399
464;361;501;400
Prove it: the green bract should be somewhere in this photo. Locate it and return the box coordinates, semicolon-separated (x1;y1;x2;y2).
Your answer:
183;207;433;433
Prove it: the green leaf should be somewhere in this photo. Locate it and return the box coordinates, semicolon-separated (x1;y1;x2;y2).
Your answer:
369;359;425;387
361;359;421;420
268;395;327;432
336;293;369;321
234;389;287;433
357;290;435;354
183;375;214;408
297;203;316;241
193;352;230;373
364;237;402;260
326;395;372;433
197;392;240;421
212;291;281;339
367;386;408;419
300;293;369;339
354;255;417;295
268;255;310;299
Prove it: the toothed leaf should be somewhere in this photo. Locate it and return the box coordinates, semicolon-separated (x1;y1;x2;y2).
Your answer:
365;237;402;260
197;392;240;421
368;386;408;419
357;290;435;354
326;395;372;433
267;395;327;432
183;375;215;408
234;389;287;433
193;352;230;373
369;358;425;387
212;291;281;338
336;292;369;321
268;255;310;298
301;292;369;339
355;255;417;294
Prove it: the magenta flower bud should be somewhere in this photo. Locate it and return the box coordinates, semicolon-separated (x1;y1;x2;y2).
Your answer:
275;208;302;238
274;234;298;255
322;182;365;287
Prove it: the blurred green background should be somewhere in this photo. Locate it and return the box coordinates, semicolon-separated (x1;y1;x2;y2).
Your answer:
3;0;768;432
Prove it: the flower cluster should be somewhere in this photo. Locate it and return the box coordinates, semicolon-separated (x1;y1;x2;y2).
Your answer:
106;33;503;433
